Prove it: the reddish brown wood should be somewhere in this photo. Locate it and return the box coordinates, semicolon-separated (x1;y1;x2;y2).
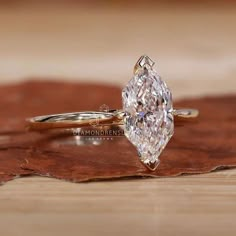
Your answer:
0;81;235;184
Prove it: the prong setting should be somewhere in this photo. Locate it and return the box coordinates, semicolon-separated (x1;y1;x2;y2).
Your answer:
133;55;155;74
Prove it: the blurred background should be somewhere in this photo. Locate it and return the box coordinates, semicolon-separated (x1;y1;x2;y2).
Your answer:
0;0;235;97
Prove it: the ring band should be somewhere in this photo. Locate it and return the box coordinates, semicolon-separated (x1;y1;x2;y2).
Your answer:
26;55;199;171
26;108;198;131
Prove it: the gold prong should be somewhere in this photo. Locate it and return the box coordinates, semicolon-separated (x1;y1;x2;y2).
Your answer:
142;160;160;171
133;55;155;74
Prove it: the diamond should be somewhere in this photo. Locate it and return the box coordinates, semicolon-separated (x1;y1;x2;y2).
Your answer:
122;56;174;170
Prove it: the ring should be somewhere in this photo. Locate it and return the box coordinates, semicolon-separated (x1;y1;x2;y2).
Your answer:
26;55;199;171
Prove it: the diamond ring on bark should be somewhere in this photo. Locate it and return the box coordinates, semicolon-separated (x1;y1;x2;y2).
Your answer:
26;55;199;171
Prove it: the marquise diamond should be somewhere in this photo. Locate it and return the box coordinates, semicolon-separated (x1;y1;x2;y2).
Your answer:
122;56;174;170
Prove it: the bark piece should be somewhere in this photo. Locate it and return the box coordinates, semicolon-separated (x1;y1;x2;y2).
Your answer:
0;81;235;184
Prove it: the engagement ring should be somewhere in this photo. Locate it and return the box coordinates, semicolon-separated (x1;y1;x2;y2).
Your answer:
27;55;199;171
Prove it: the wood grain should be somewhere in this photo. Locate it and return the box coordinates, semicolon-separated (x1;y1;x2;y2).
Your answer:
1;172;236;236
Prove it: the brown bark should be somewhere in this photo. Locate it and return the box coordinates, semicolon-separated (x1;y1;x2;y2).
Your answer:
0;81;235;184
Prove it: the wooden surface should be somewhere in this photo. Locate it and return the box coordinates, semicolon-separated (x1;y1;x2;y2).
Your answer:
0;4;236;236
1;172;236;236
0;4;235;94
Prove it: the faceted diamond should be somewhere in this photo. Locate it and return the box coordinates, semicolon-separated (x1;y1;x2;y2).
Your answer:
122;64;174;170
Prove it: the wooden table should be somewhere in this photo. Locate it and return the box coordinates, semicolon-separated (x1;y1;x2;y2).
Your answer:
1;169;236;236
0;4;236;236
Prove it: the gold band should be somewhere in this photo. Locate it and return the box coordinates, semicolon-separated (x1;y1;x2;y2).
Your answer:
26;109;199;131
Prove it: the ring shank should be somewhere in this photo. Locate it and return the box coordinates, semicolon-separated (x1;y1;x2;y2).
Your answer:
26;109;199;131
172;109;199;119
